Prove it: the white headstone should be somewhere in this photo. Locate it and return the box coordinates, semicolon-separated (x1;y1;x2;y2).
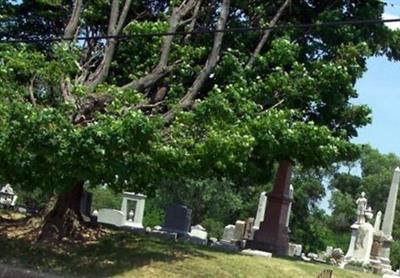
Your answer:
374;211;382;232
189;224;208;245
326;246;333;257
254;192;267;229
97;209;126;227
286;184;294;228
222;224;235;242
121;192;146;229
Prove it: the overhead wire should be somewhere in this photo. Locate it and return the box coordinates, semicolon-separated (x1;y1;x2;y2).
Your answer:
0;17;400;44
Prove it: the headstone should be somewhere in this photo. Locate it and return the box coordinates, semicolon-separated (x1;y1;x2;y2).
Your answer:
326;246;333;257
288;243;302;257
233;220;246;241
301;253;311;262
287;243;296;257
97;192;146;229
285;184;294;229
246;160;293;255
254;192;267;229
97;209;126;227
121;192;146;229
221;224;235;243
162;203;192;235
308;253;318;260
244;217;254;239
189;225;208;245
293;244;303;257
374;211;382;232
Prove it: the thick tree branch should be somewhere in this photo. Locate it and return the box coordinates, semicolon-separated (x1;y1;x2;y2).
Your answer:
84;0;132;92
247;0;291;67
184;0;202;43
164;0;231;121
64;0;83;38
122;0;197;91
121;64;175;91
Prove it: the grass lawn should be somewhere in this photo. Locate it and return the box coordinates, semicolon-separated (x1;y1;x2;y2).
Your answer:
0;230;379;278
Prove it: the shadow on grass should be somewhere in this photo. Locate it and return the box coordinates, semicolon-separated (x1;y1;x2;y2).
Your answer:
0;232;217;278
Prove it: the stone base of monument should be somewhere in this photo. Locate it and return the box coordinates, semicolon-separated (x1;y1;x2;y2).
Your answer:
241;249;272;258
210;241;239;252
246;233;289;256
245;239;288;256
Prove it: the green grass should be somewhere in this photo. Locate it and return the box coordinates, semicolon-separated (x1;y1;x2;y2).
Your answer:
0;231;378;278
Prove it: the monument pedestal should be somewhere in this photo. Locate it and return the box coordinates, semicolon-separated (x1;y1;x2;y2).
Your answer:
378;238;394;272
246;160;292;256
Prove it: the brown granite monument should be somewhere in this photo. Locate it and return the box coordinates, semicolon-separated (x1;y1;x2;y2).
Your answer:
246;160;293;255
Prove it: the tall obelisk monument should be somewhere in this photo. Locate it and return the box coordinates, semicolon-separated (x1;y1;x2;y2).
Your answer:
379;167;400;271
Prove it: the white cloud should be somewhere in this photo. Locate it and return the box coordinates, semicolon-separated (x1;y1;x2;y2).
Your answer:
383;13;400;30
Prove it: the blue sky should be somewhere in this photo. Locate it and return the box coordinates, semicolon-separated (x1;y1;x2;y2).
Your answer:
319;2;400;212
352;3;400;155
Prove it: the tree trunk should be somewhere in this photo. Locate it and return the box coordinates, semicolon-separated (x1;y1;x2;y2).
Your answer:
38;181;85;241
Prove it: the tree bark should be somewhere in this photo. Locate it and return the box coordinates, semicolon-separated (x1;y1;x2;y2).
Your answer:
122;0;197;91
39;181;85;241
64;0;83;39
164;0;231;122
85;0;132;92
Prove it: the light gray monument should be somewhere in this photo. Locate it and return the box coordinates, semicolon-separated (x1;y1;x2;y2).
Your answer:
233;220;246;241
377;167;400;273
374;211;382;232
253;192;267;229
344;193;375;266
285;184;294;229
221;224;235;243
189;224;208;245
98;192;146;229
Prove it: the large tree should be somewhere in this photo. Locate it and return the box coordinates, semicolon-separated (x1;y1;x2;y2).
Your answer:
0;0;394;240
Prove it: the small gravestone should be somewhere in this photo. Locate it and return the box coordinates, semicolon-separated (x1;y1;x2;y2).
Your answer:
244;217;255;240
234;220;246;241
189;224;208;245
221;224;235;243
162;203;192;235
287;243;296;257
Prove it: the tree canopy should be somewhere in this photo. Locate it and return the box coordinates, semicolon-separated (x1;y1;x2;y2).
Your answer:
0;0;398;239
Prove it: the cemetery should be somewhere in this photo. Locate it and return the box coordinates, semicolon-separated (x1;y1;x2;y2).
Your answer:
2;0;400;277
1;166;400;277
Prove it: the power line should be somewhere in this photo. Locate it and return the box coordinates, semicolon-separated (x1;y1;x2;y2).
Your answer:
0;17;399;44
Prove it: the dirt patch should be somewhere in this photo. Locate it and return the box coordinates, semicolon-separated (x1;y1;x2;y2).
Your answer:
0;211;111;245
